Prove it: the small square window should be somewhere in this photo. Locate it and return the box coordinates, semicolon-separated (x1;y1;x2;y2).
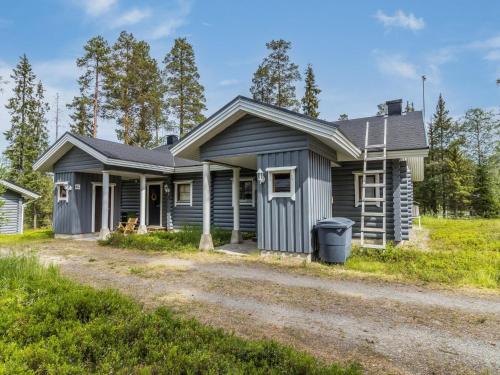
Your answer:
266;167;296;200
174;181;193;206
237;178;255;206
353;172;381;207
57;183;69;202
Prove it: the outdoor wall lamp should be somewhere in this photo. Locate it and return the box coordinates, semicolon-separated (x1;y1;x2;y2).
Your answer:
256;168;265;184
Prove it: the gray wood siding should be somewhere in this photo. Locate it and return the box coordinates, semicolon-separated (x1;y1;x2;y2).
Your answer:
172;173;203;228
53;172;121;234
392;160;402;242
53;146;103;173
257;150;312;253
200;115;310;159
212;170;256;232
331;161;395;240
400;162;410;240
0;190;24;234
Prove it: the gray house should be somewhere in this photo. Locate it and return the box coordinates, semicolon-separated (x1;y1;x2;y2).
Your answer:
34;96;428;256
0;180;40;234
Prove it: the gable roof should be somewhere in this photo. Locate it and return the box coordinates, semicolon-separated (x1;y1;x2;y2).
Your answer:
0;180;40;199
34;132;200;173
171;96;361;160
333;111;427;151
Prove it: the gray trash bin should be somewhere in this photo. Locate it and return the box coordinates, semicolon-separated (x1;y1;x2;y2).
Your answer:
316;217;355;263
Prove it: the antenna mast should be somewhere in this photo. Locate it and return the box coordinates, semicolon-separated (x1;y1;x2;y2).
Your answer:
421;75;426;121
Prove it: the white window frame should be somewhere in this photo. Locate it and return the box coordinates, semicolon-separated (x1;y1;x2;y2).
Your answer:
174;180;193;206
353;172;381;207
231;177;256;207
55;181;69;203
266;166;296;201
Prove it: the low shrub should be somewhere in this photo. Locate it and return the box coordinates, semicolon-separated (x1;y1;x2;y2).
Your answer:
100;226;236;252
0;255;360;374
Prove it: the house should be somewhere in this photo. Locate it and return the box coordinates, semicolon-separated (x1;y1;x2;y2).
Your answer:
0;180;40;234
34;96;428;256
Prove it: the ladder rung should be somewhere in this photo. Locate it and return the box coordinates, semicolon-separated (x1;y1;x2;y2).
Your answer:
362;183;385;188
362;212;385;217
362;227;386;233
365;156;386;161
363;169;385;174
365;144;386;149
363;197;384;202
362;243;386;249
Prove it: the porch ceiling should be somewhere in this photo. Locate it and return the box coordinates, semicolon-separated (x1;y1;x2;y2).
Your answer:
208;155;257;170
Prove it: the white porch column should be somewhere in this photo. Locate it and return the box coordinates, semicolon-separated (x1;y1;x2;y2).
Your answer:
99;171;110;240
231;167;242;244
137;174;147;234
199;161;214;250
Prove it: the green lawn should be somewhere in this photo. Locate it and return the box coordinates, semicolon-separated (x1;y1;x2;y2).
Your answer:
346;217;500;289
0;228;53;246
0;255;359;374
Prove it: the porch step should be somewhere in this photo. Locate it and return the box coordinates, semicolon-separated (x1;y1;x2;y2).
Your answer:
363;197;385;202
362;212;385;217
363;169;385;174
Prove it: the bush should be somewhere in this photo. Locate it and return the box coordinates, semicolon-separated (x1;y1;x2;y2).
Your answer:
100;226;239;252
0;255;360;374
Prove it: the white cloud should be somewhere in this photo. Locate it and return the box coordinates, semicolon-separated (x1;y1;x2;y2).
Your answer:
468;35;500;50
374;10;425;31
376;53;419;80
111;8;151;28
151;18;185;39
484;50;500;61
79;0;117;16
219;79;239;87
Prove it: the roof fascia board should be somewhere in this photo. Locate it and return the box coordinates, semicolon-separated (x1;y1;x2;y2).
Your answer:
0;180;40;199
171;98;361;158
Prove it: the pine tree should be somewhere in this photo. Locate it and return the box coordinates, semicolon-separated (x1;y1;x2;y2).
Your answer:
460;108;500;217
338;114;348;121
3;56;52;228
250;64;273;104
405;101;415;112
250;39;301;109
72;36;111;138
67;94;93;136
446;138;474;215
163;37;206;137
301;64;321;118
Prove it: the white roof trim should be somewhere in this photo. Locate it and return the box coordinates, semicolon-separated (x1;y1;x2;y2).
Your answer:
174;164;229;174
0;180;40;199
171;98;361;160
33;133;175;173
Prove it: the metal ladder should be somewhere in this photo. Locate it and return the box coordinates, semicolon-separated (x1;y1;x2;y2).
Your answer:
360;118;387;249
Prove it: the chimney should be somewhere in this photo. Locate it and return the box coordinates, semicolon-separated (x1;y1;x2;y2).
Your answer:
166;134;179;146
386;99;402;116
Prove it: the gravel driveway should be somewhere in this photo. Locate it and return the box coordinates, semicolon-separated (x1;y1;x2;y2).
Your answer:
15;240;500;375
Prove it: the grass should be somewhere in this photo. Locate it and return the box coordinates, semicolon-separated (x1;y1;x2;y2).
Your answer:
345;217;500;289
0;255;360;374
100;226;234;252
0;228;53;246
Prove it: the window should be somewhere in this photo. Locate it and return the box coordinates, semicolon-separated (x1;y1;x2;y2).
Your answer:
353;172;381;207
174;180;192;206
233;178;255;206
56;182;69;202
267;166;296;200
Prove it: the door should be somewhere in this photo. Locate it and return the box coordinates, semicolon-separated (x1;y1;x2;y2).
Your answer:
148;184;161;226
94;185;113;232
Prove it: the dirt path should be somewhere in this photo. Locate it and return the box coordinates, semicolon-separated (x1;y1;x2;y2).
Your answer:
11;241;500;375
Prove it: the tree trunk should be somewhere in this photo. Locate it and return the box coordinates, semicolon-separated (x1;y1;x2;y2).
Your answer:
93;61;99;138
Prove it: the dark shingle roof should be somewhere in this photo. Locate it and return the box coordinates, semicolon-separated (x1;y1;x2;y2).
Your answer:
71;133;199;167
332;111;427;151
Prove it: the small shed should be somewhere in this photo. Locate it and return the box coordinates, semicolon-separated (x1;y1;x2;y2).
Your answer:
0;180;40;234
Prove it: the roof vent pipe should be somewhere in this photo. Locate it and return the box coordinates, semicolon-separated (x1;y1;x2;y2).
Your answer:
386;99;402;116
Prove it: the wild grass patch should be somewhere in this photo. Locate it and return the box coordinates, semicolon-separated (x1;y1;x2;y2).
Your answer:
99;226;233;252
0;255;360;374
345;217;500;289
0;228;53;246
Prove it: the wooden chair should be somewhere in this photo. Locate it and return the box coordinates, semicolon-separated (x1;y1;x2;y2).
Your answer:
117;217;138;234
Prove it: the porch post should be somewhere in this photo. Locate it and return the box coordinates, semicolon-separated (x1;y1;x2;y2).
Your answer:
199;161;214;250
231;167;242;244
137;174;147;234
99;171;110;240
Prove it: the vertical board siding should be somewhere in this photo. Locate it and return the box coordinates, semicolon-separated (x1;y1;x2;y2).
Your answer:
400;161;410;240
212;170;257;232
121;180;140;218
0;190;24;234
200;115;310;159
53;146;103;173
53;172;121;234
331;161;395;240
257;150;311;253
172;172;203;228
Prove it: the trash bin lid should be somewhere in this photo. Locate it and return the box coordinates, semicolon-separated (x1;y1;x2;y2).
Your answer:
316;217;355;228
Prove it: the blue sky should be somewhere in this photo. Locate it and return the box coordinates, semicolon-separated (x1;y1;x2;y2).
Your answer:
1;0;499;147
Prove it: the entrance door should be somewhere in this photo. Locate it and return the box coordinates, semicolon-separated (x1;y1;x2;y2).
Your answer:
148;184;161;226
94;185;113;232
